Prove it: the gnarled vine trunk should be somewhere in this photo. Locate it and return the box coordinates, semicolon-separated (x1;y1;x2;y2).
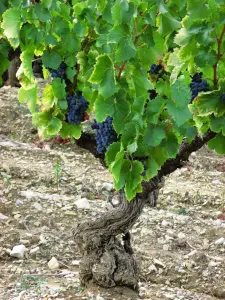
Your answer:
74;130;216;289
8;56;21;87
74;178;163;289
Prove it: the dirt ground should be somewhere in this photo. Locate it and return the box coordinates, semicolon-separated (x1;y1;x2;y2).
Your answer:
0;82;225;300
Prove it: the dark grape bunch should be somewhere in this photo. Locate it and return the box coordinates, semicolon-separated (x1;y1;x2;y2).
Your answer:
46;62;67;80
148;64;165;79
67;93;89;125
92;117;117;153
190;72;209;102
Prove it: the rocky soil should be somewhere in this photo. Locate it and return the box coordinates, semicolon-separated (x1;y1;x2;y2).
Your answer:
0;82;225;300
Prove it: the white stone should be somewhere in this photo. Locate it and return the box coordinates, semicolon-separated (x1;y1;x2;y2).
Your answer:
184;250;197;259
163;244;170;251
10;245;26;259
71;260;80;266
33;202;42;211
74;198;91;209
30;247;40;254
39;234;47;244
215;237;225;245
178;232;186;240
212;179;222;185
161;220;171;227
0;213;9;220
48;257;59;270
102;182;114;192
153;258;165;268
208;260;221;267
148;264;157;273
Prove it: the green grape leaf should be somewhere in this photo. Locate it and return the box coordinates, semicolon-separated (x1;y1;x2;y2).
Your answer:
20;51;34;81
18;86;37;113
9;0;22;6
41;84;55;108
108;25;128;43
95;91;130;133
111;149;125;183
114;159;130;190
208;133;225;154
174;28;192;46
105;142;121;168
193;91;225;117
125;161;144;201
132;95;147;115
127;67;153;97
34;4;51;22
116;39;136;62
121;122;138;154
158;12;181;36
89;54;118;98
210;117;225;135
167;100;192;126
187;0;210;20
143;124;166;147
46;117;62;136
52;78;66;100
146;96;166;124
145;147;167;180
171;79;191;108
2;8;21;45
42;0;53;9
42;50;62;70
59;122;82;139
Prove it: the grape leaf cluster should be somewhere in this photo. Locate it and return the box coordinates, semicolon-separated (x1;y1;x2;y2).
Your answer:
67;93;89;125
92;117;117;153
46;62;67;80
190;72;209;102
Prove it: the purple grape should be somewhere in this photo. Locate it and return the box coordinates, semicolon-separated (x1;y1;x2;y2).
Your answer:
92;117;117;153
67;93;89;125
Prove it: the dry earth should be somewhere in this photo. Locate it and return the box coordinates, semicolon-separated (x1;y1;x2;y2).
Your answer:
0;82;225;300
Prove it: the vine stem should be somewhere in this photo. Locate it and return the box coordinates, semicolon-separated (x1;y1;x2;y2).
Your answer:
213;25;225;88
70;63;80;96
116;24;151;82
134;24;151;44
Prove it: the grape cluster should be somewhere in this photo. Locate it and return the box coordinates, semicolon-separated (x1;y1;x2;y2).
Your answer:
46;62;67;80
92;117;117;153
190;72;209;102
67;93;89;125
148;64;165;79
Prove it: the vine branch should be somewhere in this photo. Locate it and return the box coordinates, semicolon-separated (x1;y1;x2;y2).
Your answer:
116;24;151;82
77;130;217;188
213;25;225;88
70;63;80;96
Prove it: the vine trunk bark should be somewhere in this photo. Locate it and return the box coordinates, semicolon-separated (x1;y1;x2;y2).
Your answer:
74;179;163;289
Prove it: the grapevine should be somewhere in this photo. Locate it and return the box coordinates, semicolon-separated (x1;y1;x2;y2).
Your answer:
0;0;224;201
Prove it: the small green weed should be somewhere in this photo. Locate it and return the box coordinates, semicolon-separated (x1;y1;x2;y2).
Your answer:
0;172;12;187
53;158;63;192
